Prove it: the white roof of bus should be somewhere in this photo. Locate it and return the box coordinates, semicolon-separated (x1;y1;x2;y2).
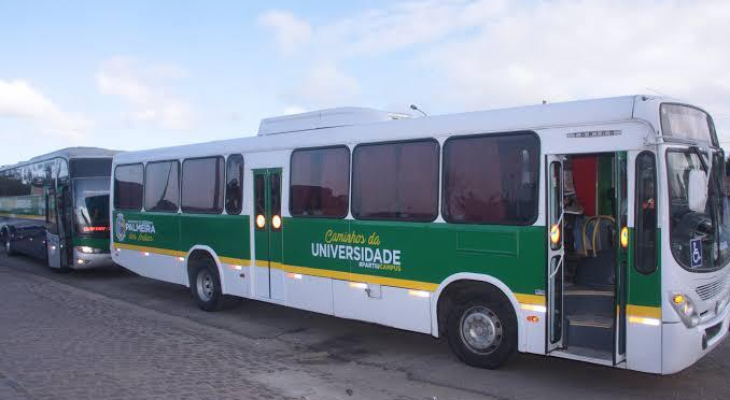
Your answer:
114;95;665;164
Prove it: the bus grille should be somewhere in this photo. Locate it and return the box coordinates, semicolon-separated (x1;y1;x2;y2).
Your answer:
696;279;726;301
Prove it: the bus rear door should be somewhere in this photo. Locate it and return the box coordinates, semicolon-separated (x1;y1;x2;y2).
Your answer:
253;168;284;301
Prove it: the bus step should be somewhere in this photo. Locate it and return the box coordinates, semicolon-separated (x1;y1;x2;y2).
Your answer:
566;314;614;351
564;289;614;316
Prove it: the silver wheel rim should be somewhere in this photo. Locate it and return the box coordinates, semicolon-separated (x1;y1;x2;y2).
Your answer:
460;306;503;354
196;269;215;302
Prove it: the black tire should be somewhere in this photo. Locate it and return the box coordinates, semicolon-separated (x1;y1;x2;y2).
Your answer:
2;229;16;256
446;292;517;369
190;259;226;312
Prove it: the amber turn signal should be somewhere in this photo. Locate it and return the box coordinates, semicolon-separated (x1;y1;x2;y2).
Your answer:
620;226;629;248
550;224;561;245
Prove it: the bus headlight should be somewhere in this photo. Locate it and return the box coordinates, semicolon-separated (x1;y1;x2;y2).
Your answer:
670;292;700;328
76;246;102;254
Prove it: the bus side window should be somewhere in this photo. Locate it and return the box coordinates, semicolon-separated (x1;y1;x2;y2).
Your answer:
290;146;349;218
442;132;539;224
225;155;244;215
114;164;144;211
181;157;224;214
144;161;180;213
635;152;657;274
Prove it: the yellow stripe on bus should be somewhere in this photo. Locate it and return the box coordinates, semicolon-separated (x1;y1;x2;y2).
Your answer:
219;256;252;266
515;293;546;306
627;304;661;319
257;261;438;291
114;243;251;266
114;243;186;258
116;245;636;308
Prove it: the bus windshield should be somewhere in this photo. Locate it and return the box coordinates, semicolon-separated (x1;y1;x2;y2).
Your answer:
667;149;730;272
73;178;111;238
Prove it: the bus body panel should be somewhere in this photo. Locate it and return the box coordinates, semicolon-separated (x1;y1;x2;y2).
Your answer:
110;95;730;373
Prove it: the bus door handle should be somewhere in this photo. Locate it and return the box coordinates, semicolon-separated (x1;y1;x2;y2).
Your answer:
549;256;563;280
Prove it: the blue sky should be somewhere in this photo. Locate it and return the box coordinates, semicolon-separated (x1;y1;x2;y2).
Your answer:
2;0;730;165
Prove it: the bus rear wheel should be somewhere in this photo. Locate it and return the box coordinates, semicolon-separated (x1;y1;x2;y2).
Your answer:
446;295;517;369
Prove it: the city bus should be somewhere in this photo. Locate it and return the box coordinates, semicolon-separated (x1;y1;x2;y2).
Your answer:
1;147;118;270
110;96;730;374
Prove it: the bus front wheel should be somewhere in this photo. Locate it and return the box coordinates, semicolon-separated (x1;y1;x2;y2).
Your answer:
2;230;16;256
446;295;517;369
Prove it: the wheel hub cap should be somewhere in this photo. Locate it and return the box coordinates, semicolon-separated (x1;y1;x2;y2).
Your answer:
196;270;214;301
460;306;503;354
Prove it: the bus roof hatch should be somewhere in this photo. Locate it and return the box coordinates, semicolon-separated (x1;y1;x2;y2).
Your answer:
258;107;411;136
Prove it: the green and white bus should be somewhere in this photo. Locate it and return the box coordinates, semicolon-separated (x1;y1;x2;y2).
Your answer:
111;96;730;374
1;147;118;270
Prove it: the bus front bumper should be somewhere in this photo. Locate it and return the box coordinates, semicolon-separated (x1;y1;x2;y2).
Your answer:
662;299;730;374
72;249;113;269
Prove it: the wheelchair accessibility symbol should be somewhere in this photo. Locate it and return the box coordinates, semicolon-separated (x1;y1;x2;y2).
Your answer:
690;238;703;269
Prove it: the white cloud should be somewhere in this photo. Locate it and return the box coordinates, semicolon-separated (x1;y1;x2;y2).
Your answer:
96;56;194;130
283;106;307;115
259;1;505;58
258;10;312;56
425;1;730;110
259;0;730;141
0;79;92;139
285;64;361;109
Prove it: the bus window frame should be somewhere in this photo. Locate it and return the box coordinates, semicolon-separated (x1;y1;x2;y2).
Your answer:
113;163;145;212
634;151;658;275
181;155;225;215
143;159;180;214
441;130;541;226
289;144;351;220
224;154;245;216
351;138;440;223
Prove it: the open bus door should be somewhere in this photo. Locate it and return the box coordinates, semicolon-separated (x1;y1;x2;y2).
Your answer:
45;183;62;269
546;155;565;353
47;160;71;270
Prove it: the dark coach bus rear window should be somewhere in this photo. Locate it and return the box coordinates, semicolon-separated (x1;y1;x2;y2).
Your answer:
70;158;113;178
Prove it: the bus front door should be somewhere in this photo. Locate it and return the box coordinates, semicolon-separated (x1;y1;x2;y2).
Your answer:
546;155;565;353
47;182;70;269
613;152;628;365
253;168;284;301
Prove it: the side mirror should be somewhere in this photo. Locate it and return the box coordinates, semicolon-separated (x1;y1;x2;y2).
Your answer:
688;169;708;213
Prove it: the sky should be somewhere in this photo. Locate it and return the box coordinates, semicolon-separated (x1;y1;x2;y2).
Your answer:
1;0;730;165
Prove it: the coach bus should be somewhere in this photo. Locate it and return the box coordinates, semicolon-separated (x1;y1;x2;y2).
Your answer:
1;147;118;270
110;95;730;374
